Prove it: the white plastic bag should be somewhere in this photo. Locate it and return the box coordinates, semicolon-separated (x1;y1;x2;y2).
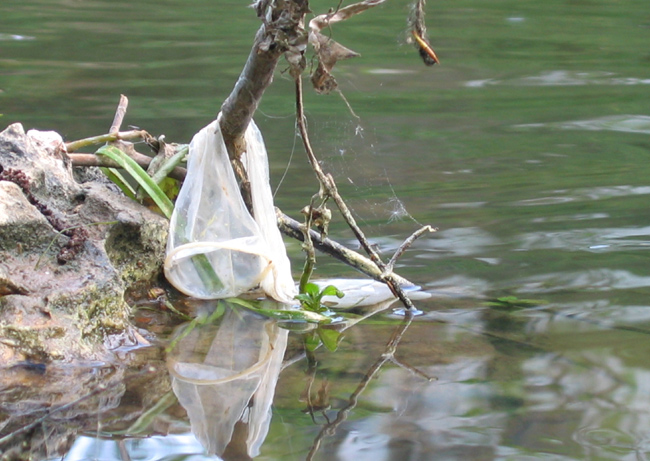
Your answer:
164;116;296;302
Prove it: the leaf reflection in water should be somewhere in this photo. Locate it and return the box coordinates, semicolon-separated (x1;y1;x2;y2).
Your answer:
167;305;287;459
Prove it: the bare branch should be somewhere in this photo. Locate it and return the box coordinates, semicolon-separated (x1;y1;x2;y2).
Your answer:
109;94;129;134
220;0;310;159
68;153;187;182
277;211;416;287
65;130;149;153
294;74;421;309
384;225;437;275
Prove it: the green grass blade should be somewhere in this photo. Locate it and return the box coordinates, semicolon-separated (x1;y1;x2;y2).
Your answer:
96;145;174;219
100;167;137;199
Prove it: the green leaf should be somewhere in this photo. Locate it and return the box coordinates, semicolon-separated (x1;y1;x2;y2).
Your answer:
484;295;547;309
294;293;313;304
304;282;321;297
96;145;174;218
150;144;188;185
304;331;321;352
320;285;344;299
100;167;137;199
158;176;180;202
226;298;331;323
317;327;342;352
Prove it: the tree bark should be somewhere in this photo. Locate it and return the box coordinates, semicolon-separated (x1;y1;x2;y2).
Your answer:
219;0;309;159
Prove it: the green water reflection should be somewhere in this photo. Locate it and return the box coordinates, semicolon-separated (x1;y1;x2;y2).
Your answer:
2;0;650;459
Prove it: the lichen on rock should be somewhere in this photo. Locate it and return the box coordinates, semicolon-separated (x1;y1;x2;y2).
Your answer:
0;123;169;366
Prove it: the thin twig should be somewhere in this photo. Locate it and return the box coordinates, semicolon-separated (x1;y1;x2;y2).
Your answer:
299;196;318;293
65;130;148;153
385;225;437;275
67;153;187;181
277;211;416;287
150;145;188;184
109;94;129;134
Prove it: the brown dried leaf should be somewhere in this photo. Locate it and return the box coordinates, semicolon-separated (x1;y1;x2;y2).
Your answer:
307;0;385;94
309;0;387;32
312;32;360;70
310;33;360;94
309;30;361;93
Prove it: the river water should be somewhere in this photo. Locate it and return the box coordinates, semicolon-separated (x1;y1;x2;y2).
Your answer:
2;0;650;459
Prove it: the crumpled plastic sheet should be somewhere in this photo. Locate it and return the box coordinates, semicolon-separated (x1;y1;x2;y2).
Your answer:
164;115;296;303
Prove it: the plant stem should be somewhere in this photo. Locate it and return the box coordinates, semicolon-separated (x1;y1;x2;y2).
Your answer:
65;130;148;153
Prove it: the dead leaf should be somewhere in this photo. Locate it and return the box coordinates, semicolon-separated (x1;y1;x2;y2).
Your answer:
307;0;385;94
310;32;360;94
309;0;387;32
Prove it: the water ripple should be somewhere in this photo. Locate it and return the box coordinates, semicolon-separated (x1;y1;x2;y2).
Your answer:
513;185;650;207
517;225;650;252
516;269;650;293
514;114;650;135
466;70;650;88
0;33;35;41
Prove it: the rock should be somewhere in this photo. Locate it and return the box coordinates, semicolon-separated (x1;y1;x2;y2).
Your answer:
0;123;169;365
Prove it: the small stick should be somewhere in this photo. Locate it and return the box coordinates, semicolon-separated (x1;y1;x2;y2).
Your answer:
299;196;318;293
68;153;187;181
384;225;437;275
65;130;148;153
109;94;129;134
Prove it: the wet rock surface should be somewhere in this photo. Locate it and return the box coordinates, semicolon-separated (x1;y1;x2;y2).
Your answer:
0;123;169;365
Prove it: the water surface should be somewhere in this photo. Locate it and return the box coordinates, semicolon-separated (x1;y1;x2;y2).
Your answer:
2;0;650;459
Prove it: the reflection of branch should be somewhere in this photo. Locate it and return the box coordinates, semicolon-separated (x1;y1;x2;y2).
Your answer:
306;311;433;460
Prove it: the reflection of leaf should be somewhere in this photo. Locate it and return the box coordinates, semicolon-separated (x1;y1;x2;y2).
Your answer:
318;327;342;352
303;327;342;352
165;302;226;353
112;391;177;436
484;296;547;310
304;331;322;352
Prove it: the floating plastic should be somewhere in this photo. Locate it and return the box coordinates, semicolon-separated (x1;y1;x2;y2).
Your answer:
314;278;431;308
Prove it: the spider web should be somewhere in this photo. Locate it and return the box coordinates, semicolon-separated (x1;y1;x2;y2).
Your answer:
278;112;424;235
